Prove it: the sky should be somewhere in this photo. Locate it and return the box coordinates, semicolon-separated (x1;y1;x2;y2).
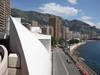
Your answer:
12;0;100;29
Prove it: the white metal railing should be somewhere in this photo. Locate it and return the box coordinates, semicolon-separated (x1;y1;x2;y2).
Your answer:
0;45;8;75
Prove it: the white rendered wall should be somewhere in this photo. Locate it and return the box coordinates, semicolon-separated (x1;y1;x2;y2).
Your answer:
11;17;51;75
33;33;51;52
30;27;42;33
13;17;21;23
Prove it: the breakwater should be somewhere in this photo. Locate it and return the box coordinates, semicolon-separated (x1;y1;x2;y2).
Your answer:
68;42;97;75
70;42;86;55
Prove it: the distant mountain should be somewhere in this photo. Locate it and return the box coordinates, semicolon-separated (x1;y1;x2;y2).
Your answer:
11;8;100;35
66;20;100;35
11;8;51;25
65;20;93;33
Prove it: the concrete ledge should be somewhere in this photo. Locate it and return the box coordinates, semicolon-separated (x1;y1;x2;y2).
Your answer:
8;53;20;68
8;68;21;75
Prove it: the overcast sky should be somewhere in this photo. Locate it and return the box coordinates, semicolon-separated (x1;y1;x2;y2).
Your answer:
12;0;100;29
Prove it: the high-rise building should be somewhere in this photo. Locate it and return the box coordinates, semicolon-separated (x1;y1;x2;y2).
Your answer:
31;20;39;27
41;26;50;35
49;16;62;40
41;26;53;35
49;26;54;37
0;0;10;32
62;26;70;40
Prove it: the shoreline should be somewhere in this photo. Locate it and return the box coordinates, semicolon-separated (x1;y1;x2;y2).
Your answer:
68;41;97;75
69;42;86;55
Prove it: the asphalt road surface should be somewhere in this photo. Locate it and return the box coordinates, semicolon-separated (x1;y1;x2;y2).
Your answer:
52;48;81;75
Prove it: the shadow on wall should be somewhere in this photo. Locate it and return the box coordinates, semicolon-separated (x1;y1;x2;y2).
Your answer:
9;17;29;75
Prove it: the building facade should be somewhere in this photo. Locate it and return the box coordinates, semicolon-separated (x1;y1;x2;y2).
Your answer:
41;26;50;35
31;20;39;27
49;16;62;40
0;0;10;32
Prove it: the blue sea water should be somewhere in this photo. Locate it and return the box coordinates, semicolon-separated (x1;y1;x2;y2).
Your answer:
79;41;100;75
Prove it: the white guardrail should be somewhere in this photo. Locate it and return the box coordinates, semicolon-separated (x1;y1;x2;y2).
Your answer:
0;45;8;75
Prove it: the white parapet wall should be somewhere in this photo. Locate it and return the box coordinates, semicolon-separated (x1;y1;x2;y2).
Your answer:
8;53;21;75
10;17;51;75
30;27;42;33
0;45;8;75
9;53;20;68
8;68;21;75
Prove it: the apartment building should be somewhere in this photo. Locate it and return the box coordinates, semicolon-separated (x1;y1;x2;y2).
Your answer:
49;16;62;40
31;20;39;27
0;0;10;32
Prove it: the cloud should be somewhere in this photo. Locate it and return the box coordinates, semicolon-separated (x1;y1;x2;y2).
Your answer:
84;21;95;26
39;3;79;17
96;22;100;29
67;0;77;4
81;16;92;20
84;21;100;29
81;16;100;28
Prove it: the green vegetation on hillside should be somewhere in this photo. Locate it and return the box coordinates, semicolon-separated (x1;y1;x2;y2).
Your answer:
11;8;100;35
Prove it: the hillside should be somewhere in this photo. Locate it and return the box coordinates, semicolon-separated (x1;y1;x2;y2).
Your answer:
11;8;51;25
11;8;100;35
65;20;99;34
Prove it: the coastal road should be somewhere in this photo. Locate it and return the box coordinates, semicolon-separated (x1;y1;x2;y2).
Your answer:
52;48;81;75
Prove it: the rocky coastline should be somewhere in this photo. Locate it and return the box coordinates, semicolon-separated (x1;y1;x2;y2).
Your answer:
68;42;97;75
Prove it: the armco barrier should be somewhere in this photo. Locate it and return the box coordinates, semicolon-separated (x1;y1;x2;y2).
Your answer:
0;45;8;75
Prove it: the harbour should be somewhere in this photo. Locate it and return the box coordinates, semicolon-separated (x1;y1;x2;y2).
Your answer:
79;41;100;75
